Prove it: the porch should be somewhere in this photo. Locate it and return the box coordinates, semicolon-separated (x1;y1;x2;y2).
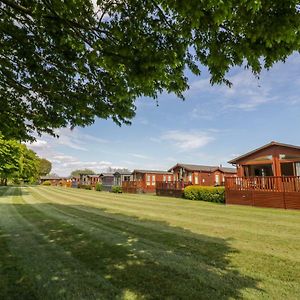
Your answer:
156;181;192;198
122;181;156;193
225;176;300;209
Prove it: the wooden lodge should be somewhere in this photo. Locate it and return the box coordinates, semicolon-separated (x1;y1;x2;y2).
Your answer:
168;163;237;186
99;173;114;191
113;171;132;186
122;170;175;193
78;174;101;187
226;141;300;209
40;175;71;187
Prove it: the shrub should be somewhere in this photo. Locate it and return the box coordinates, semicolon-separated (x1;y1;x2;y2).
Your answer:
95;183;102;191
183;186;225;203
111;185;122;193
78;184;92;190
42;180;51;186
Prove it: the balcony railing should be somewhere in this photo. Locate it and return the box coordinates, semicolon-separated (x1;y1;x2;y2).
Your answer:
225;176;300;193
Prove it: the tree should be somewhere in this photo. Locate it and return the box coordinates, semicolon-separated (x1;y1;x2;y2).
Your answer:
19;145;40;183
1;1;299;141
70;169;95;177
38;158;52;176
107;167;130;173
0;136;21;185
0;135;42;185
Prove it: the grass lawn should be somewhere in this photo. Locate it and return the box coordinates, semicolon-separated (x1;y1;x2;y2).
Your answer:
0;186;300;299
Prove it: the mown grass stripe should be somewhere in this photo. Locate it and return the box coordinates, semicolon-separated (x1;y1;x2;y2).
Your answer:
18;188;255;299
50;186;300;220
47;186;300;227
29;186;300;289
35;187;300;251
1;187;299;299
0;188;121;299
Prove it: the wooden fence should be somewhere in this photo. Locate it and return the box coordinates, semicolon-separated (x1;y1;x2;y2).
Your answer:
122;181;152;193
225;176;300;209
156;181;191;198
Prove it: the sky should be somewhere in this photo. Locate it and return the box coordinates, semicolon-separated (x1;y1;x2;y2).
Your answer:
27;53;300;176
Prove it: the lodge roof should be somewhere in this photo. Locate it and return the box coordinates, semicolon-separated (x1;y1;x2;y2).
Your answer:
99;172;114;177
228;141;300;164
113;170;132;175
132;169;173;175
168;163;236;174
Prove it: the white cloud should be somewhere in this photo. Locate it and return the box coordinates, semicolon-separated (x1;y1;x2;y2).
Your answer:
25;139;48;149
130;153;151;159
161;130;214;151
190;71;276;112
51;128;107;151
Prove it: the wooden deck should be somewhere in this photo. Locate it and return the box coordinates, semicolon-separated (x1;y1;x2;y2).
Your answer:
122;181;156;193
225;176;300;209
156;181;191;198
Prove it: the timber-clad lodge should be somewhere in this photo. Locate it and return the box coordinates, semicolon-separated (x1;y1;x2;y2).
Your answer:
40;141;300;210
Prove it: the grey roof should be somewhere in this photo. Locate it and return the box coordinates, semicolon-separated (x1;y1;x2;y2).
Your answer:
113;170;132;175
87;174;100;178
133;169;173;175
99;172;114;177
228;141;300;164
168;163;236;174
219;167;237;174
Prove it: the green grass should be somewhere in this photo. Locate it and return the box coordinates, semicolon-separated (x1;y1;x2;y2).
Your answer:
0;186;299;299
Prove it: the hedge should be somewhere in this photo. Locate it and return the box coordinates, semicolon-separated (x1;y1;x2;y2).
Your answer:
183;186;225;203
42;180;51;186
95;183;102;191
78;184;92;190
111;186;122;193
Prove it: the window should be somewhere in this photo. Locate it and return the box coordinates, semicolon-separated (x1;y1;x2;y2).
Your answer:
168;175;171;182
281;162;296;176
280;154;300;160
195;176;198;185
188;173;192;182
215;174;220;184
146;175;150;186
152;175;156;185
248;155;273;162
163;175;166;182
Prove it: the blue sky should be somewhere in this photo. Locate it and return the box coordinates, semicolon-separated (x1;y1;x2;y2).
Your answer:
28;53;300;176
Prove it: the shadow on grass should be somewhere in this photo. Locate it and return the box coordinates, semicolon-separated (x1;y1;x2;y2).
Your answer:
0;201;261;299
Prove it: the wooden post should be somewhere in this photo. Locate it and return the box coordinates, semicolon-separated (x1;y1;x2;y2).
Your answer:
273;154;281;176
273;154;282;192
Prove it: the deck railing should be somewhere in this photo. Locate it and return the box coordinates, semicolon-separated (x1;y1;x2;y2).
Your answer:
156;181;192;190
225;176;300;193
122;181;144;189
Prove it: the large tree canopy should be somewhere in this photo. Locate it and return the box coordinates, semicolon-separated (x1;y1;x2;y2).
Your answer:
70;169;95;176
0;135;40;184
0;0;299;141
38;157;52;176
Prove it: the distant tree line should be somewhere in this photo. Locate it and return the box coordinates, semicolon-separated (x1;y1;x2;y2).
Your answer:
0;135;52;185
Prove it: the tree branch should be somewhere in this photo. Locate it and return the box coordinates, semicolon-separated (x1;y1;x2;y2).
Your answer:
0;0;31;15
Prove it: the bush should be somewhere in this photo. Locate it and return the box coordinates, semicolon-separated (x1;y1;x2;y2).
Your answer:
183;186;225;203
111;185;122;193
95;183;102;191
42;180;51;186
78;184;92;190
